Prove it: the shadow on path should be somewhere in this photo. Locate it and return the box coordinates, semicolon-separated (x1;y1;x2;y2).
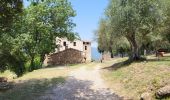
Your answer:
40;77;122;100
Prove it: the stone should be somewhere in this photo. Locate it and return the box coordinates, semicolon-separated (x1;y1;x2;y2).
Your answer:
156;85;170;99
49;48;84;65
0;77;8;82
0;77;13;91
140;92;151;100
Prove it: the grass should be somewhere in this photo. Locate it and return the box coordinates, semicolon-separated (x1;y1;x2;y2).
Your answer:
0;70;16;81
101;55;170;100
84;62;101;70
0;61;113;100
0;61;96;100
68;61;100;70
1;56;169;99
0;66;71;100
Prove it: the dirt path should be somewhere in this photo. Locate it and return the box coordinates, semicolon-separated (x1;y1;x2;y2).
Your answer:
39;64;122;100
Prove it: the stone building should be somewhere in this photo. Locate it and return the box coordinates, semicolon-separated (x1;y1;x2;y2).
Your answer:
55;37;91;61
44;37;91;65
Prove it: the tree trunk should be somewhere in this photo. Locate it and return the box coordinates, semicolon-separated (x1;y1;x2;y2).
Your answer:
126;35;141;61
121;53;124;58
109;47;114;58
40;53;45;67
17;61;25;77
111;53;114;58
30;56;35;71
131;41;140;60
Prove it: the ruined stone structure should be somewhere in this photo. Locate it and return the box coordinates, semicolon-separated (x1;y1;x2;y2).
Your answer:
44;38;91;65
49;48;83;65
55;37;91;61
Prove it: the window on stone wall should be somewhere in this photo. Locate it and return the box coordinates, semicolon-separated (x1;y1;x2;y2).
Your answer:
63;42;66;46
74;42;76;46
85;46;87;50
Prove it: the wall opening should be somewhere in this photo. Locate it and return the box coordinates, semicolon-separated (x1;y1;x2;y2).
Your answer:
73;42;76;46
85;46;87;50
63;42;66;46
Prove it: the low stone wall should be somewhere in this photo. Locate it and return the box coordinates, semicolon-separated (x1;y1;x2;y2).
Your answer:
102;52;112;61
49;48;84;65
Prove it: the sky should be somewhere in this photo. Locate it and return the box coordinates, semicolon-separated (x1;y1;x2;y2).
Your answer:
71;0;108;47
23;0;109;47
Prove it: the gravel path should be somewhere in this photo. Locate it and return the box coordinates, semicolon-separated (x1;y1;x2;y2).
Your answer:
39;65;122;100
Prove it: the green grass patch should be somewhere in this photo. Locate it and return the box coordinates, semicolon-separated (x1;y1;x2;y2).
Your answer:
101;55;170;99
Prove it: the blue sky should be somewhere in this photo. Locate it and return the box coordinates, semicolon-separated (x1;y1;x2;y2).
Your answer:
71;0;108;47
23;0;108;47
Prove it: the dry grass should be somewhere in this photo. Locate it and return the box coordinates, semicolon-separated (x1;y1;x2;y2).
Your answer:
0;62;99;100
16;67;69;81
0;66;74;100
101;55;170;100
69;62;97;69
0;56;170;100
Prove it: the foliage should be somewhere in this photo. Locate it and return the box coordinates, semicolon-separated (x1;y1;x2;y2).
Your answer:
95;19;109;53
96;0;167;61
161;0;170;50
21;0;76;71
95;18;130;56
0;0;76;76
0;0;25;76
0;0;23;32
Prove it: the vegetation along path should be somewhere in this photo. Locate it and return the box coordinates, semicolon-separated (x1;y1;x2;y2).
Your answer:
40;64;122;100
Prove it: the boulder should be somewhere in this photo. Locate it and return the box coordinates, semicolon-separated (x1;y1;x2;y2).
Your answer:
0;77;8;82
156;85;170;99
140;92;151;100
0;77;13;91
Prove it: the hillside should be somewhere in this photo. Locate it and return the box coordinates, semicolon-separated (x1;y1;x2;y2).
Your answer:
0;55;169;99
101;54;170;99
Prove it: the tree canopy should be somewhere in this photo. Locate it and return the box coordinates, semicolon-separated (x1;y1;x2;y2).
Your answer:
0;0;23;32
0;0;77;76
96;0;170;61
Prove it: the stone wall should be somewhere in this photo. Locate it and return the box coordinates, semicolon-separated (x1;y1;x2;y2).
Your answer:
102;52;112;61
48;48;84;65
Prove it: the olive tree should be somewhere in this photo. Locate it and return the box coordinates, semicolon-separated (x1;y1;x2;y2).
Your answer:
104;0;163;61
